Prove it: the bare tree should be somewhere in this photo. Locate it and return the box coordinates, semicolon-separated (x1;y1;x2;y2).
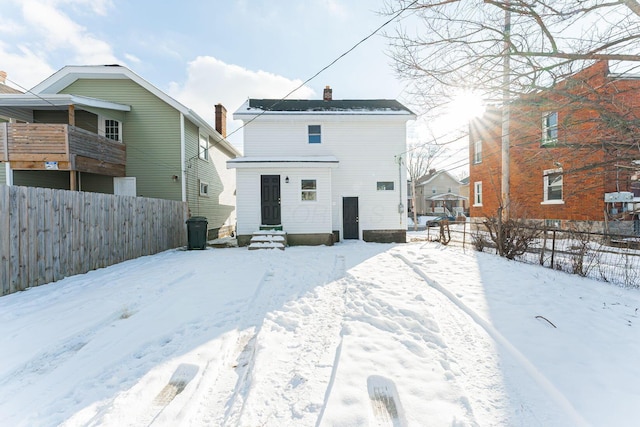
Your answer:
384;0;640;108
407;143;445;229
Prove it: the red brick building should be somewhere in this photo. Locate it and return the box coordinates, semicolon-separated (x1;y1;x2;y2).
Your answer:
469;61;640;233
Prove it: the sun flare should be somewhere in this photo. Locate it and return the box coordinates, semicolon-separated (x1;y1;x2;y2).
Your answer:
448;90;485;122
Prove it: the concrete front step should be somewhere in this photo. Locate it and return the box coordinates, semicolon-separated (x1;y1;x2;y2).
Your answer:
248;230;287;250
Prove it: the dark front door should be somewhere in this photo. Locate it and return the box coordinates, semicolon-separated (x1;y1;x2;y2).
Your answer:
343;197;359;239
261;175;281;225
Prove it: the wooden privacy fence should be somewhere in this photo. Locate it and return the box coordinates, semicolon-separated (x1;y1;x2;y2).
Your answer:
0;185;188;296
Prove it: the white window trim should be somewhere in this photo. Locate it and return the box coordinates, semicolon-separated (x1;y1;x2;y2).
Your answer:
308;125;321;144
199;180;209;197
199;133;209;161
474;140;482;163
98;116;123;141
542;168;563;204
542;111;558;145
301;179;317;201
473;181;483;206
377;181;395;191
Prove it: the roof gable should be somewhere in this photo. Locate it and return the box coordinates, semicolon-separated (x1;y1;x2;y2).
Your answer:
30;65;240;156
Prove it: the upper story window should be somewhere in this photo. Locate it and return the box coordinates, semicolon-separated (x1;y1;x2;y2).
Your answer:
301;179;317;201
199;134;209;161
308;125;321;144
542;111;558;146
104;119;121;141
543;168;563;203
474;140;482;163
377;181;395;191
474;181;483;206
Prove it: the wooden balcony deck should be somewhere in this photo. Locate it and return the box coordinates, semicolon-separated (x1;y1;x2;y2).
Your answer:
0;123;125;176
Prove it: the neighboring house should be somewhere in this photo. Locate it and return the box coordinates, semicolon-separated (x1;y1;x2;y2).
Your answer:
0;71;23;187
469;61;640;234
413;169;466;216
228;87;416;245
0;65;240;238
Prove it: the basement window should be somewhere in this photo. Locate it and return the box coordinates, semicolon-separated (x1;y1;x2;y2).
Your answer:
301;179;317;201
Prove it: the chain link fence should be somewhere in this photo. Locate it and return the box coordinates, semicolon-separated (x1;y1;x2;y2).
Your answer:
410;221;640;288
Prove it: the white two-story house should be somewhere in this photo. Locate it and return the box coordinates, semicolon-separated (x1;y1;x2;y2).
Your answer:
228;87;415;246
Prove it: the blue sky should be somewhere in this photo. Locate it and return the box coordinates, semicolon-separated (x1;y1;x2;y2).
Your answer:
0;0;469;173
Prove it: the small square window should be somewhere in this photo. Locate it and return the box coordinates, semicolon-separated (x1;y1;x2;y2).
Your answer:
301;179;317;201
377;181;394;191
308;125;321;144
199;180;209;197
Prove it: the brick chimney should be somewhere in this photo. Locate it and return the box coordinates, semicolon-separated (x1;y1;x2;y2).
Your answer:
0;71;6;85
323;85;332;101
215;104;227;138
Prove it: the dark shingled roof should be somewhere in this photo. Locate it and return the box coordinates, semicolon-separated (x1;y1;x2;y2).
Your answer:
247;99;413;114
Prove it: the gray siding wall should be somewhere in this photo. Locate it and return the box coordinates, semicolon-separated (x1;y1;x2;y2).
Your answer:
184;120;236;235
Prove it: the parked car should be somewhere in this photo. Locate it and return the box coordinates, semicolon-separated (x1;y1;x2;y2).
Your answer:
426;214;456;227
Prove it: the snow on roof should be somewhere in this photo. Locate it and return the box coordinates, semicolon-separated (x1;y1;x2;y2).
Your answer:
235;98;415;116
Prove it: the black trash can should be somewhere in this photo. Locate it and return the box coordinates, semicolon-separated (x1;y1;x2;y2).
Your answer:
186;216;208;250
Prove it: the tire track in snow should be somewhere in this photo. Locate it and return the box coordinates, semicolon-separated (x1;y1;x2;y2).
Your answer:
393;251;589;427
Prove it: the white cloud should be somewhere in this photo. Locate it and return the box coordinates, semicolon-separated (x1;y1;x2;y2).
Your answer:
322;0;348;19
124;53;142;64
0;41;55;90
168;56;315;151
20;0;119;65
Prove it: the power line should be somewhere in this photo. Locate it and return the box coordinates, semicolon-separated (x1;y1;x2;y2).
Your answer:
225;0;420;140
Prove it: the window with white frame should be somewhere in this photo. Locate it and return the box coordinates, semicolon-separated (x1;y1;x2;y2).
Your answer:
199;180;209;197
474;140;482;163
308;125;321;144
542;111;558;145
543;169;563;202
199;134;209;161
377;181;394;191
104;119;121;141
474;181;483;205
301;179;317;201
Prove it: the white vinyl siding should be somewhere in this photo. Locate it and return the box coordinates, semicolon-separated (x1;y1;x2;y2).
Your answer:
236;113;410;237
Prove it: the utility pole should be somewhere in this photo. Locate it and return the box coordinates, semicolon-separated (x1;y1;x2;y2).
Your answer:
501;1;511;221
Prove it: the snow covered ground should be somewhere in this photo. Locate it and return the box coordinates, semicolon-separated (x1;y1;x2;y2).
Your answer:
1;235;640;426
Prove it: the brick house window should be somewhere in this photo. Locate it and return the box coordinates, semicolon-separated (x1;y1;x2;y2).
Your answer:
542;112;558;146
473;181;482;206
474;140;482;163
543;168;563;203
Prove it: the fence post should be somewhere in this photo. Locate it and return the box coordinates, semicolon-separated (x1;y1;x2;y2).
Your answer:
551;229;556;270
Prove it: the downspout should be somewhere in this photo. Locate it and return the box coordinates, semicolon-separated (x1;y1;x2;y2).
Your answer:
180;113;186;203
397;155;404;224
5;163;12;186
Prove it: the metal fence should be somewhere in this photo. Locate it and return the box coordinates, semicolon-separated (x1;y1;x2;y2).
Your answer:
411;221;640;288
0;185;188;296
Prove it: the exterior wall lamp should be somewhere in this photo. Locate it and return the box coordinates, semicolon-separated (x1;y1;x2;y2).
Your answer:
285;176;289;184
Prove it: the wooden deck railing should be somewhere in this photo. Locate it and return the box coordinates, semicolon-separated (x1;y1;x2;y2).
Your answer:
0;123;125;175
